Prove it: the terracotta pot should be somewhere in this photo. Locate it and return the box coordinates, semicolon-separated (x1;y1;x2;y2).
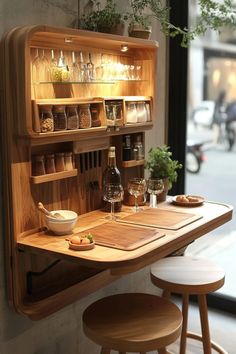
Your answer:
128;24;152;39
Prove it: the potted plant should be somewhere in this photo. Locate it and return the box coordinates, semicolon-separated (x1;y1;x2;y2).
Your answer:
145;145;182;201
78;0;124;35
126;0;152;39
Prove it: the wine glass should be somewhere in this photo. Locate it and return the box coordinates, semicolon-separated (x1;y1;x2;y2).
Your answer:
103;183;124;221
147;178;164;208
128;178;147;212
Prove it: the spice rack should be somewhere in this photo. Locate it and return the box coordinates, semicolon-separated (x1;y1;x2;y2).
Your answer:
1;25;158;319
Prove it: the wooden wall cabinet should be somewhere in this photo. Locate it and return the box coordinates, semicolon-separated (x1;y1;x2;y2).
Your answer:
0;25;158;319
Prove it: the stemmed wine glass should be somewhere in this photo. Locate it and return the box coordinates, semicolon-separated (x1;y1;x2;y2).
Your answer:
103;183;124;221
147;178;164;208
128;178;147;212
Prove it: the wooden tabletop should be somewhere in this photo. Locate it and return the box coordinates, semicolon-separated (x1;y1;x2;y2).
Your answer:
17;199;233;275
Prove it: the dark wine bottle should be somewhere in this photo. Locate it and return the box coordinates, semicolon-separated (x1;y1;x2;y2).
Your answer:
102;146;122;212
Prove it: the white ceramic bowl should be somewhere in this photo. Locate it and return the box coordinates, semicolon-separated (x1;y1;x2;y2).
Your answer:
45;210;78;235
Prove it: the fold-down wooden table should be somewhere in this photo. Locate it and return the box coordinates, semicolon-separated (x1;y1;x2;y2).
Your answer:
18;200;233;275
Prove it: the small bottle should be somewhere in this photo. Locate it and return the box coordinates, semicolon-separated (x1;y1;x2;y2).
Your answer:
45;154;56;174
123;134;132;161
64;152;74;171
134;135;144;160
39;105;54;132
102;146;122;212
67;105;79;130
32;155;46;176
53;105;67;131
55;152;65;172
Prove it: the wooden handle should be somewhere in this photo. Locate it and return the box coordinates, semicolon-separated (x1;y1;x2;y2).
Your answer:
37;202;54;217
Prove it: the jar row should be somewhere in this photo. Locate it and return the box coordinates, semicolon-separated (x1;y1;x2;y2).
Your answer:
39;104;101;133
32;152;74;176
126;101;151;124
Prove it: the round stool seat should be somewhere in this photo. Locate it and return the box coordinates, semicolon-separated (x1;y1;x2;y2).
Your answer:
83;293;182;353
151;256;225;294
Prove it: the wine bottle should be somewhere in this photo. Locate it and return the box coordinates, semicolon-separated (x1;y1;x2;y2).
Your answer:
102;146;122;212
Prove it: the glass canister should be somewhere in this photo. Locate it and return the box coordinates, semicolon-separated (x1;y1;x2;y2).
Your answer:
55;152;65;172
78;104;92;129
53;105;67;131
90;105;101;127
32;155;46;176
45;154;56;174
39;105;54;133
126;102;137;123
66;105;79;130
136;101;147;123
64;152;74;171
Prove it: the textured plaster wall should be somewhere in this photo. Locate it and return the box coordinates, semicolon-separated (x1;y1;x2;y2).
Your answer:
0;1;167;353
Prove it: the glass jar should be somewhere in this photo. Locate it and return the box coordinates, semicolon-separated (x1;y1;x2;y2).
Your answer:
90;105;101;127
136;101;147;123
45;154;56;174
78;104;92;129
126;102;137;123
67;105;79;130
55;152;65;172
32;155;46;176
53;105;67;131
64;152;74;171
39;105;54;133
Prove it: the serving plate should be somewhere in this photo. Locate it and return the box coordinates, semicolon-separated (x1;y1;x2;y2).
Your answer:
172;195;205;207
68;240;95;251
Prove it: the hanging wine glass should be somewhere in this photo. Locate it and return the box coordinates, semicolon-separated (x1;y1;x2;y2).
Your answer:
39;49;50;82
147;178;164;208
103;183;124;221
127;178;146;212
32;48;40;84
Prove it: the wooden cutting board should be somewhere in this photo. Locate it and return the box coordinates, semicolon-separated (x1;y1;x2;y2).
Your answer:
77;223;165;251
118;208;202;230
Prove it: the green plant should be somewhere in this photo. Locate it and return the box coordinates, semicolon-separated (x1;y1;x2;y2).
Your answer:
127;0;236;46
145;145;182;189
78;0;123;33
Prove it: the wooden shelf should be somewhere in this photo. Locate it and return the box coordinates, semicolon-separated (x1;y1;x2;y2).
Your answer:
31;169;78;184
122;159;145;168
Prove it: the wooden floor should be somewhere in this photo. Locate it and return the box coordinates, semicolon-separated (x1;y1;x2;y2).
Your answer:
111;298;236;353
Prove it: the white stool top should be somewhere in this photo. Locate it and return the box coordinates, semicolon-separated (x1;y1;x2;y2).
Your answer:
151;256;225;294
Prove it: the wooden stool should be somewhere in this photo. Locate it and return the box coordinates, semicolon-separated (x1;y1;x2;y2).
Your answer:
151;256;226;354
83;293;182;353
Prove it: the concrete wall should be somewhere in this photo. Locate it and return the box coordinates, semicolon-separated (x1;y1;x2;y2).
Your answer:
0;1;167;353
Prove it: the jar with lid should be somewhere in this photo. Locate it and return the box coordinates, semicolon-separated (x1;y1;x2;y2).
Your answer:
45;154;56;174
39;105;54;133
66;105;79;130
32;155;46;176
136;101;147;123
78;104;91;129
134;135;144;160
55;153;65;172
126;102;137;123
53;105;67;131
64;152;74;171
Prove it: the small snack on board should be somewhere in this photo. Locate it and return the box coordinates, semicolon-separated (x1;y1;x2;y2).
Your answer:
68;233;95;250
172;194;204;207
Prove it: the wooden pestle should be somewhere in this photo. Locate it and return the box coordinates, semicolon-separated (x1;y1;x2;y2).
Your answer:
37;202;65;219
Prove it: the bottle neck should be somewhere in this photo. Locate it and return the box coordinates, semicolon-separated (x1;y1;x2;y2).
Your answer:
107;155;116;167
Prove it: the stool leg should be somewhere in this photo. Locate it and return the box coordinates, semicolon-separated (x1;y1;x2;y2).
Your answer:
180;293;189;354
101;348;111;354
198;294;212;354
